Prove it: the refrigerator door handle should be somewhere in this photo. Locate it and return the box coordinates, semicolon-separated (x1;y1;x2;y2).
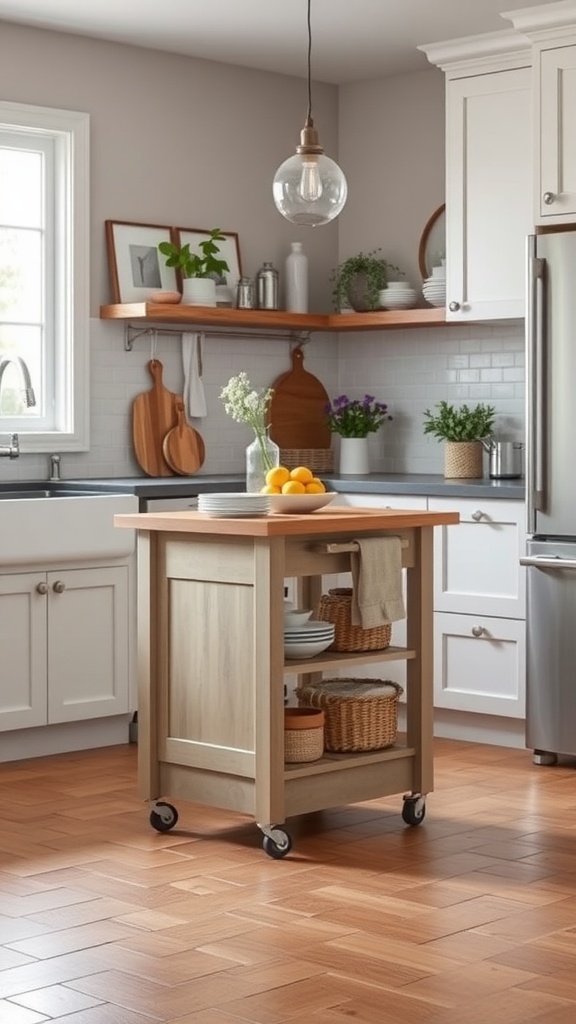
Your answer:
526;239;546;532
520;555;576;571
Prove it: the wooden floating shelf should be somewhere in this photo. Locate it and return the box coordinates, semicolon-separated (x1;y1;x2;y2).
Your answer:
99;302;449;333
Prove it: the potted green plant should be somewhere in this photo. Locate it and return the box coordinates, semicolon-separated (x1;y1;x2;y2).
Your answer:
423;400;496;479
158;228;230;306
330;248;402;312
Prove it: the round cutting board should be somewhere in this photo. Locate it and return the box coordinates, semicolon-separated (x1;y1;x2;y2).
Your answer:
162;400;205;476
267;346;331;449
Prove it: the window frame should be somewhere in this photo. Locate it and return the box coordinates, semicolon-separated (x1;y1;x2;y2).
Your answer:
0;100;90;452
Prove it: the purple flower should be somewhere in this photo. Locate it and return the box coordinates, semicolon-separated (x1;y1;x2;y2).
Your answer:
325;393;393;438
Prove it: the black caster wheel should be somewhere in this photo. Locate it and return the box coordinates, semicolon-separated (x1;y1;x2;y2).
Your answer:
262;828;292;859
402;795;426;826
150;801;179;833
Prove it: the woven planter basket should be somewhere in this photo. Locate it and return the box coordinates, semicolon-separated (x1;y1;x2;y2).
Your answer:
284;707;325;763
297;678;402;752
279;448;334;474
444;441;483;479
317;588;392;652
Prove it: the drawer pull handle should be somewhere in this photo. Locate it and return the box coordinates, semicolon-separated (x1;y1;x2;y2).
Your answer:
36;582;48;595
471;625;486;638
52;580;66;593
471;510;485;521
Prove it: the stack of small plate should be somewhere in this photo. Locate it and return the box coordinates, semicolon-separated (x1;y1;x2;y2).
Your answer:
422;264;446;308
378;282;418;310
198;492;271;518
284;620;336;659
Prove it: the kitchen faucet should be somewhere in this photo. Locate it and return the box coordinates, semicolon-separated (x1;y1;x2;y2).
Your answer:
0;357;36;459
0;356;36;410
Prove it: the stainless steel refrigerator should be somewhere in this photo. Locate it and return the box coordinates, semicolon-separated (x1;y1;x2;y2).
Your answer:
522;231;576;764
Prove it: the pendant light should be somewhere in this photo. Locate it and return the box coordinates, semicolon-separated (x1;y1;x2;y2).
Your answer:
272;0;347;227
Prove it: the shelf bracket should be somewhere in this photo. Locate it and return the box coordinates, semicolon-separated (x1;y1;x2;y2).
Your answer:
124;323;311;352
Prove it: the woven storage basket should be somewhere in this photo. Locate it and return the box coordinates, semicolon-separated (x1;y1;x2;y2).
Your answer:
284;707;325;763
317;588;392;652
280;448;334;474
443;441;483;479
297;678;402;752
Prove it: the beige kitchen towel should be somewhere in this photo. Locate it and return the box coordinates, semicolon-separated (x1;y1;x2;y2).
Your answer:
182;331;207;419
350;535;406;629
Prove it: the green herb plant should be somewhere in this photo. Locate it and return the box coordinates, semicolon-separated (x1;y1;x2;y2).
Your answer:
330;248;402;311
158;228;229;280
423;401;496;442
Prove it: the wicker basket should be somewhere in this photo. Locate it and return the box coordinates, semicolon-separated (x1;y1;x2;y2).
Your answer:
297;678;402;752
284;707;325;763
317;588;392;652
280;448;334;474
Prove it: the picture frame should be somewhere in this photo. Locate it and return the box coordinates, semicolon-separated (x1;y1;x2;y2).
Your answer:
175;227;242;292
105;220;178;303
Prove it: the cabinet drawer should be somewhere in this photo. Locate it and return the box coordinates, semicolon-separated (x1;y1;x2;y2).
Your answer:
429;497;526;618
434;611;525;719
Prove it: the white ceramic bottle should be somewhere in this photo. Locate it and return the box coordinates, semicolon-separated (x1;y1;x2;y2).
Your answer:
285;242;308;313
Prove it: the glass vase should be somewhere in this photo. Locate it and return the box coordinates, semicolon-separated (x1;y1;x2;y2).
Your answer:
246;428;280;493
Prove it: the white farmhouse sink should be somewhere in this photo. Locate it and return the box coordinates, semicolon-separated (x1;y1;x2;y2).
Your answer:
0;492;138;566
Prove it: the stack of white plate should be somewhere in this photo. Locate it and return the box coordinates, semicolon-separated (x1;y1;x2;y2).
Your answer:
198;492;271;518
284;620;336;659
422;264;446;308
378;282;418;310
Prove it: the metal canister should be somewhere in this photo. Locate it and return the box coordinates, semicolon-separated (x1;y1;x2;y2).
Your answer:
256;261;279;310
236;277;255;309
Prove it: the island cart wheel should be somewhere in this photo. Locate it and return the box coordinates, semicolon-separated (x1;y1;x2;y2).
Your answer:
402;794;426;826
149;801;179;833
260;825;293;859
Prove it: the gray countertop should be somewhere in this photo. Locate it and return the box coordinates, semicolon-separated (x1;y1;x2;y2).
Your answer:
56;472;525;501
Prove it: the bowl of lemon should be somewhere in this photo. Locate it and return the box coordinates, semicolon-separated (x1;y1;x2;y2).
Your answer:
261;465;336;514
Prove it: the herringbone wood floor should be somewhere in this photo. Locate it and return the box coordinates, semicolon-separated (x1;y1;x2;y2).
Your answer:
1;739;576;1023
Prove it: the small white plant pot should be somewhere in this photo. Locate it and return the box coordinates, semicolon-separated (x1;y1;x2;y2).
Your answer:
181;277;217;306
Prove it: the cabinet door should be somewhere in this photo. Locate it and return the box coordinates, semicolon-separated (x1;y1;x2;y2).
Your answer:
538;45;576;221
0;573;47;731
434;611;525;718
48;566;130;723
446;66;532;320
429;498;526;618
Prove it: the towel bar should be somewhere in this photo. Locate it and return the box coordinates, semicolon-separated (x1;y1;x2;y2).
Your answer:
312;537;409;555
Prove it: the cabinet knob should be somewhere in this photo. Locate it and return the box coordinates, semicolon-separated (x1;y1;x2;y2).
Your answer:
471;510;485;521
448;301;460;312
471;625;486;638
543;191;556;205
36;581;48;595
52;580;66;593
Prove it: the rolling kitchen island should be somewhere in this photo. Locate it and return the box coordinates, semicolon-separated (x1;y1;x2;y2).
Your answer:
115;504;459;856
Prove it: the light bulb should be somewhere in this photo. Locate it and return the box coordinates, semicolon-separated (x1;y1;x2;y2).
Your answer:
299;157;323;203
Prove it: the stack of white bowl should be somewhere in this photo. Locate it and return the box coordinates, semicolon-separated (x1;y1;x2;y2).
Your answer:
422;263;446;307
378;281;418;310
284;613;335;659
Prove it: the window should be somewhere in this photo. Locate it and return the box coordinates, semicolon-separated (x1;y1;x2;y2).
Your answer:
0;101;89;452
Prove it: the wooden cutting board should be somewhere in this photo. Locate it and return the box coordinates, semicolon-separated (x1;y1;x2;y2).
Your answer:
268;346;332;449
162;400;205;475
132;359;179;477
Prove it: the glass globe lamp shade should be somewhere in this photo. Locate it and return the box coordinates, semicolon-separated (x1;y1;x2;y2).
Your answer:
273;152;348;227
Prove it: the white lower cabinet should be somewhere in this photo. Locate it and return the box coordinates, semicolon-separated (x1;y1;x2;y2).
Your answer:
0;564;130;732
434;611;526;718
429;497;526;719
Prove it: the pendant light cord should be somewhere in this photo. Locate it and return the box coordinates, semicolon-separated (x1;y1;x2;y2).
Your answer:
306;0;313;121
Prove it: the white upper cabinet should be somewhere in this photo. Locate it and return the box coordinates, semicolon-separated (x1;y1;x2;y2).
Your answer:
503;2;576;224
419;31;532;321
